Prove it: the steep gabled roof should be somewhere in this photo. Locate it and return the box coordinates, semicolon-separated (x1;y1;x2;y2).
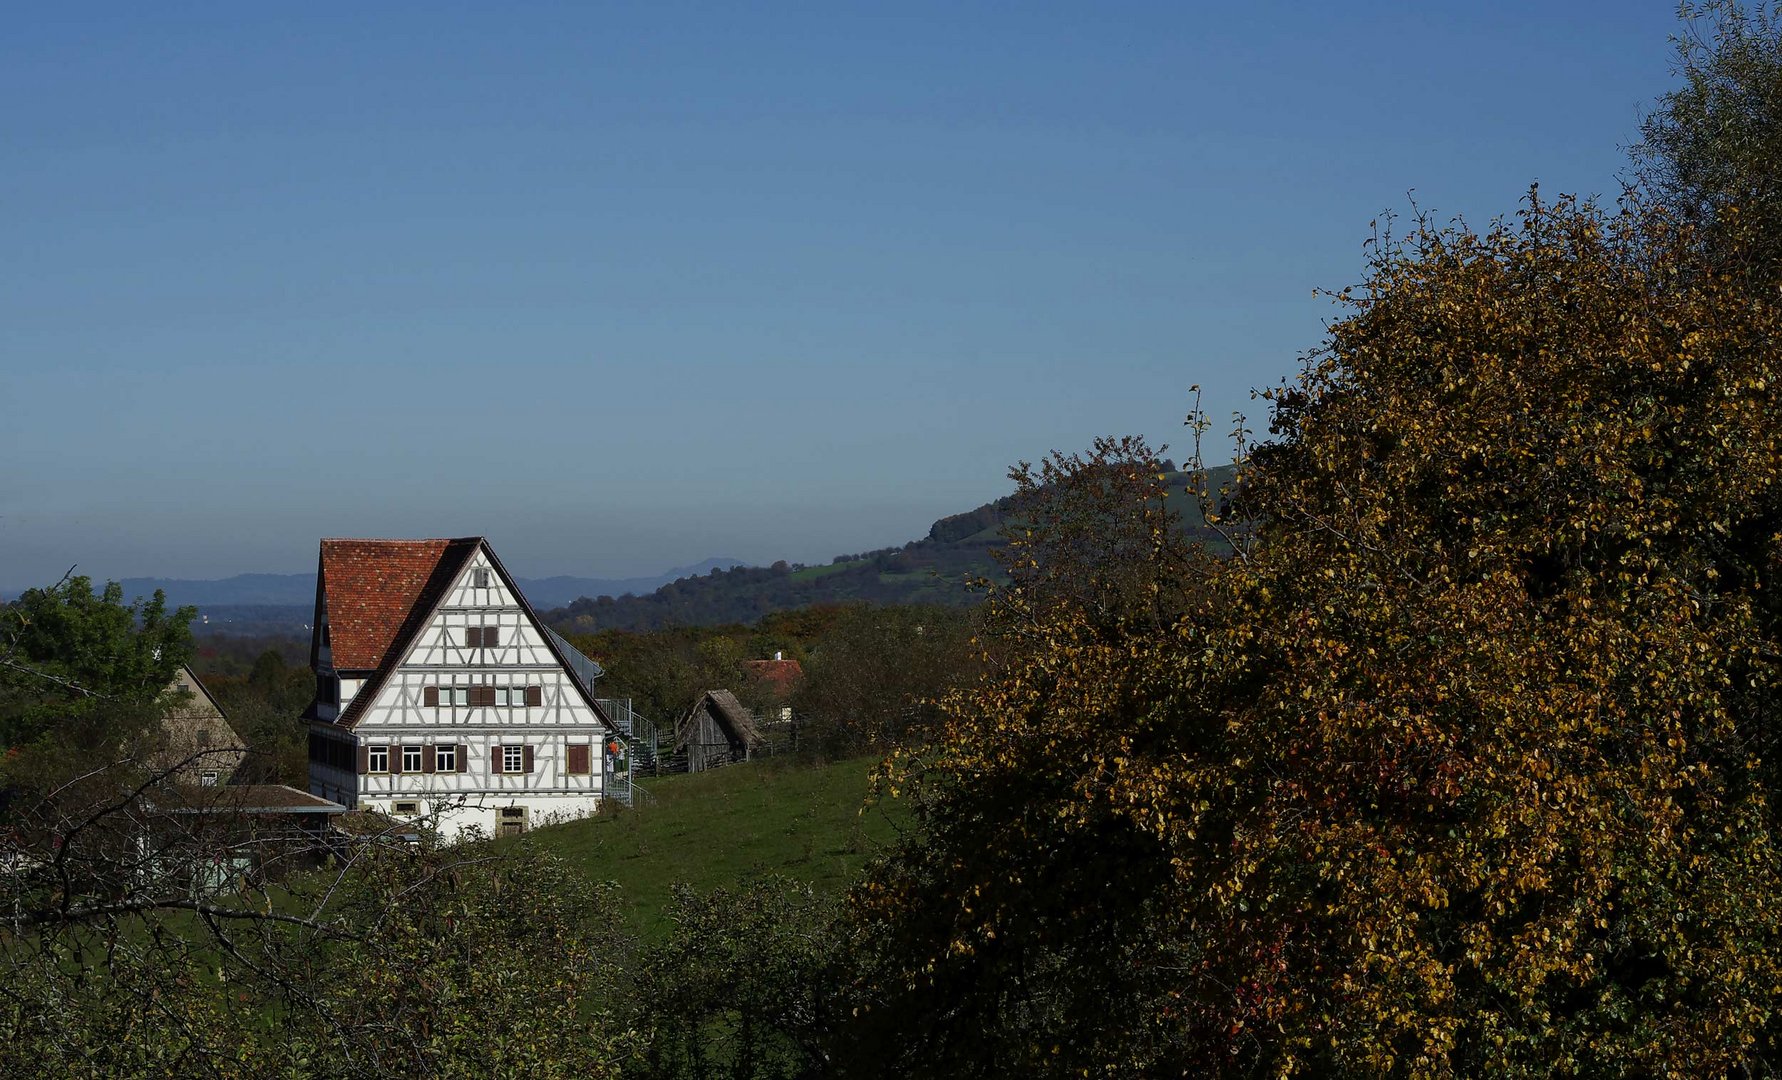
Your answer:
674;689;761;752
317;538;480;672
316;537;615;736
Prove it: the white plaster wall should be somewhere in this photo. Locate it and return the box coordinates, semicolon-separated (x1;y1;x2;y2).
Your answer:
350;730;605;799
363;792;601;843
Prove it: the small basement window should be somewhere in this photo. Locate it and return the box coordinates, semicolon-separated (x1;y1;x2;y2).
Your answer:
199;771;219;787
393;800;421;815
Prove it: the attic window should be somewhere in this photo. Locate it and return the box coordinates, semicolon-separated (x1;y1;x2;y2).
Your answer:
472;568;490;588
466;626;500;648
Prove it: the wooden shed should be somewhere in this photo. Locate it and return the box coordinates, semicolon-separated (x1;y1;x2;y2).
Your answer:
673;689;759;772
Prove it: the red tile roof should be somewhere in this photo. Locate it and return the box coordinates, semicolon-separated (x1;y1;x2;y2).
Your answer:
742;658;804;700
320;538;480;671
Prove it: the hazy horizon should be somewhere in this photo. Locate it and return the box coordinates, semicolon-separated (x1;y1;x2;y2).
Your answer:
2;3;1678;587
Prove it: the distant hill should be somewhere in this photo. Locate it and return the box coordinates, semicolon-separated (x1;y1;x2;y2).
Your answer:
20;557;756;637
544;465;1237;632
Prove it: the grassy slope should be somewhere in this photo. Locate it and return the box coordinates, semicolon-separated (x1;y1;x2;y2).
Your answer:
530;755;909;939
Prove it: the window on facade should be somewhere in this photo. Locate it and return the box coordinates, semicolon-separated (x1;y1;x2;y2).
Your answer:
465;626;500;648
402;746;422;772
368;746;389;773
566;744;591;775
435;744;457;771
472;568;490;588
393;800;420;815
503;745;525;773
199;771;219;787
452;687;468;707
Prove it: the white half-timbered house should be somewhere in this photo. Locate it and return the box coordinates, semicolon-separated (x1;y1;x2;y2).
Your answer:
305;537;617;842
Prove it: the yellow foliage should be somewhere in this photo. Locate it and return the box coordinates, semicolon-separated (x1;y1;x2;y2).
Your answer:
847;192;1782;1077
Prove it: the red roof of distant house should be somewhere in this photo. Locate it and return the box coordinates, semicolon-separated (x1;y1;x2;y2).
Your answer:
319;538;480;671
742;658;804;700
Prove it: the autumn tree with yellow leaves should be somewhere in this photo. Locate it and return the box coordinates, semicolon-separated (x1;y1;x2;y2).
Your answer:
841;182;1782;1078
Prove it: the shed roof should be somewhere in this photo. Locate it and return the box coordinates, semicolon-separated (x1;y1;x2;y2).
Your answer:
159;784;345;815
674;689;761;752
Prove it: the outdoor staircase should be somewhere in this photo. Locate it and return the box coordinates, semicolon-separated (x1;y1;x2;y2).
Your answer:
595;697;660;805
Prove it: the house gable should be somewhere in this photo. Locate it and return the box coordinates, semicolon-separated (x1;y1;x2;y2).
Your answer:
336;540;615;735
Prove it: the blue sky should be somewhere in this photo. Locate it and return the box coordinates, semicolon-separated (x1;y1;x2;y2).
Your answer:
1;2;1681;587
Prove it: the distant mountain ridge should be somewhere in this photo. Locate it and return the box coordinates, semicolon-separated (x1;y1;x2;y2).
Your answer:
544;464;1238;632
12;463;1236;636
0;558;751;634
96;557;748;612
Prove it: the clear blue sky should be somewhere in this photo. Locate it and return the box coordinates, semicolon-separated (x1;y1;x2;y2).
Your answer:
1;2;1681;588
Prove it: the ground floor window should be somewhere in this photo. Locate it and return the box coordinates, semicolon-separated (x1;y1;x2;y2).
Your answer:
402;745;422;772
435;744;456;771
502;745;525;773
368;745;389;773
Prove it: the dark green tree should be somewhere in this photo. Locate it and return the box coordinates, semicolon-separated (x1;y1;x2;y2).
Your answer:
1636;1;1782;275
0;575;195;770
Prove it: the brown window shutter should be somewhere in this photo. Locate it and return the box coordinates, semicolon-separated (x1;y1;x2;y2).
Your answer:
422;745;436;773
567;744;589;775
457;744;468;773
485;627;500;647
473;686;495;707
491;746;503;774
424;686;439;707
524;745;535;773
465;627;481;648
357;744;369;774
390;746;403;774
526;686;543;707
